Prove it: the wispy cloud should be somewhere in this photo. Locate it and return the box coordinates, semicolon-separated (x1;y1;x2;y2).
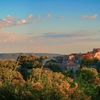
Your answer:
0;30;100;54
0;14;42;29
0;15;16;29
36;15;41;18
29;31;100;46
42;32;90;38
56;16;64;19
0;13;65;29
81;14;97;19
28;14;33;19
0;31;28;43
16;19;27;25
47;13;52;18
3;15;15;23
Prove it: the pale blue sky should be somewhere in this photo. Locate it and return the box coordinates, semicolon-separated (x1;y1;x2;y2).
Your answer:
0;0;100;54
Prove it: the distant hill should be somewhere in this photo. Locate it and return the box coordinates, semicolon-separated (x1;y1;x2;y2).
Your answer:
0;53;62;59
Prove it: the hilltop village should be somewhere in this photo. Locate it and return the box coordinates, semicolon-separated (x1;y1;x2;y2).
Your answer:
55;48;100;73
16;48;100;74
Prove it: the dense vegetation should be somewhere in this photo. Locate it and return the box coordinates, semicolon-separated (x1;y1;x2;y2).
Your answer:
0;55;100;100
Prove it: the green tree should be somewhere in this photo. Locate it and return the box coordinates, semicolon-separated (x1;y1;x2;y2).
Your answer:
78;67;98;83
81;57;99;67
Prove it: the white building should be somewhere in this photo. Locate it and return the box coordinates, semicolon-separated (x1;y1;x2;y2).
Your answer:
65;61;80;73
94;51;100;60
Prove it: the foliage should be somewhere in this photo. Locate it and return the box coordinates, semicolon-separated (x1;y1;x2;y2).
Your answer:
78;67;98;83
0;59;100;100
81;57;99;67
76;67;100;99
61;70;71;77
96;61;100;73
45;62;62;72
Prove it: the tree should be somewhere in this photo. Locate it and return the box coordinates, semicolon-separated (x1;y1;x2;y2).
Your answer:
78;67;98;83
45;62;61;72
96;61;100;73
39;55;48;62
81;57;99;67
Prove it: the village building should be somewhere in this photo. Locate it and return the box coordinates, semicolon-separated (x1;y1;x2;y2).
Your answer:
65;61;80;73
93;48;100;53
94;51;100;60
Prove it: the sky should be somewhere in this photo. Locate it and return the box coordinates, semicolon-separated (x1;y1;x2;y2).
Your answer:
0;0;100;54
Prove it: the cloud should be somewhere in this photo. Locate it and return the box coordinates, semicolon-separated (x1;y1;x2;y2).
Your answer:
16;19;27;25
81;14;97;19
29;31;100;47
0;30;100;54
47;13;52;18
0;31;28;43
42;32;90;38
0;14;44;29
0;15;15;28
28;14;33;19
56;16;64;19
0;13;65;29
37;15;41;18
0;19;14;29
3;15;15;23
